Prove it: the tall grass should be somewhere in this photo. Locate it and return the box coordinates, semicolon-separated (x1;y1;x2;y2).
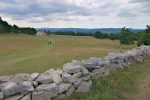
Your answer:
61;58;150;100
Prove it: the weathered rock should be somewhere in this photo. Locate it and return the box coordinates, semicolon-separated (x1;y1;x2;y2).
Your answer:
90;67;108;77
52;72;63;84
45;68;54;74
36;73;53;84
0;75;14;82
47;70;63;84
66;85;75;96
62;73;76;83
74;79;82;88
1;81;34;98
35;83;59;97
82;62;96;69
80;75;90;81
63;63;82;74
98;59;110;68
20;94;31;100
0;92;4;100
90;68;101;77
91;68;101;75
77;80;92;92
58;83;71;94
11;73;31;83
31;73;39;81
16;73;31;80
56;69;63;75
1;82;23;97
73;72;82;79
32;81;38;87
81;59;99;69
5;94;23;100
81;67;89;75
32;91;52;100
20;81;34;92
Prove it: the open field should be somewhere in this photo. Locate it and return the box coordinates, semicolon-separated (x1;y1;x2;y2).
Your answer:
0;34;134;75
0;34;150;100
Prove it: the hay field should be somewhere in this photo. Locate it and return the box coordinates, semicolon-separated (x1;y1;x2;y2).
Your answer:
0;34;133;75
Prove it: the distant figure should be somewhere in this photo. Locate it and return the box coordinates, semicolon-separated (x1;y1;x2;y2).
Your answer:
48;41;52;45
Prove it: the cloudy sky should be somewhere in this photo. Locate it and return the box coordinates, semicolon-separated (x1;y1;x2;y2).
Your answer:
0;0;150;28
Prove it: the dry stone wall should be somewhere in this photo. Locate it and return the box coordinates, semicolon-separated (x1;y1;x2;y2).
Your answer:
0;45;150;100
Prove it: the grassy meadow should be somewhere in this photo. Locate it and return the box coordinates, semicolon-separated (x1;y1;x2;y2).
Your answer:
0;34;134;75
0;34;150;100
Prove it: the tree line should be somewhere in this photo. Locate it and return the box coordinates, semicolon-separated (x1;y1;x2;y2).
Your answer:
0;17;37;35
119;25;150;46
45;25;150;46
46;30;120;40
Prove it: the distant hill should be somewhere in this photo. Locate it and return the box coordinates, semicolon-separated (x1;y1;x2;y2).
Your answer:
37;28;144;34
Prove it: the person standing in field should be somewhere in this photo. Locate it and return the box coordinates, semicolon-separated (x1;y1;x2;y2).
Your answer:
48;41;52;45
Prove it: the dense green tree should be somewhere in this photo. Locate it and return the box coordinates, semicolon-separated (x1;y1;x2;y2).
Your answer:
119;27;135;45
108;33;119;40
145;25;150;33
138;25;150;46
12;25;19;33
0;17;37;35
94;31;109;39
20;28;37;35
46;30;120;40
47;31;93;36
0;17;12;33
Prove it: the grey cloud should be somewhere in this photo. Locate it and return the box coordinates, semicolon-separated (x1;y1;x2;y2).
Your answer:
117;9;138;18
131;0;150;3
0;0;17;3
116;0;150;18
0;0;85;20
0;0;115;21
0;0;149;28
130;0;150;14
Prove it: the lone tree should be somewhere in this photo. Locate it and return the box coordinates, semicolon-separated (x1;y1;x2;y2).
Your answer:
119;27;134;45
137;25;150;46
